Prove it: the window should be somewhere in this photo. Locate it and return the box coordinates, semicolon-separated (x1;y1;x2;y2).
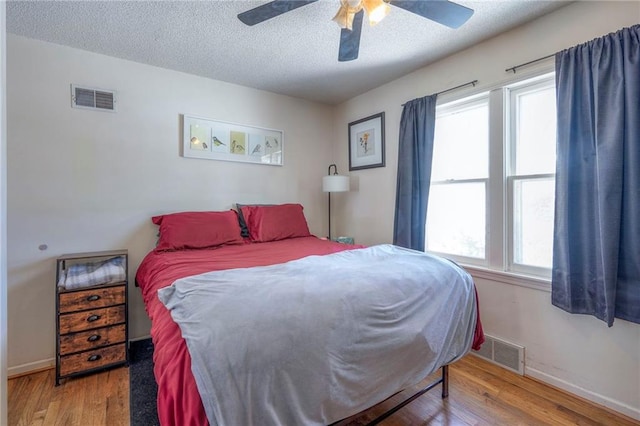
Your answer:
426;74;556;278
426;96;489;260
507;78;556;274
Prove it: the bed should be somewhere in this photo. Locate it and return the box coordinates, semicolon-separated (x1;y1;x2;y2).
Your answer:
135;205;483;425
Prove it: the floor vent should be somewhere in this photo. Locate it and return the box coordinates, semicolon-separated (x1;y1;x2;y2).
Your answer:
71;84;116;112
471;334;525;375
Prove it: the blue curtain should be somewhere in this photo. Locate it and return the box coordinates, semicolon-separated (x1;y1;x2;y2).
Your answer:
552;25;640;326
393;95;437;250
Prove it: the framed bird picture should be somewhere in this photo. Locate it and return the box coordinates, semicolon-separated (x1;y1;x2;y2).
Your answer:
182;114;283;166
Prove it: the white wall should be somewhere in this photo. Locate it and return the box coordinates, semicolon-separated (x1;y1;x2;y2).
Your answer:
6;35;334;374
6;1;640;421
333;1;640;420
1;4;8;425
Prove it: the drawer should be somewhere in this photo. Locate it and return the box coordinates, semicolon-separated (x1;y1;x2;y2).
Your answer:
59;343;126;377
59;305;125;334
59;285;125;314
59;324;126;355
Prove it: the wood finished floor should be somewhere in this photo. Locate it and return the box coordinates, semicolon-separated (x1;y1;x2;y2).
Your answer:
8;355;639;426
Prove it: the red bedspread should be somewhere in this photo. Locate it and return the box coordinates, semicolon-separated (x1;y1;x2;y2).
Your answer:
135;237;484;425
136;237;364;426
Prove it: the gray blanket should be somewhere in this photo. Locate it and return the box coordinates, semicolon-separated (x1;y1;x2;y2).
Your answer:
158;244;476;425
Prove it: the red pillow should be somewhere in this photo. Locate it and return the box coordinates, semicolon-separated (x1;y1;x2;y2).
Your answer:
240;204;311;242
152;210;244;251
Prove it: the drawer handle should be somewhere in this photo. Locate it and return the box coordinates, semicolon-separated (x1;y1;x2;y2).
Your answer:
86;295;101;302
87;314;101;322
87;354;102;362
87;334;101;342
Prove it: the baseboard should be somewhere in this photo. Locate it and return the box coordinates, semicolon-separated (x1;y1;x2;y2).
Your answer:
525;366;640;421
8;358;55;379
8;337;151;379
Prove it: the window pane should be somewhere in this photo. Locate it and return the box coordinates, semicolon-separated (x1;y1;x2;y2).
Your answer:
513;178;555;268
432;102;489;181
426;183;486;258
514;85;556;175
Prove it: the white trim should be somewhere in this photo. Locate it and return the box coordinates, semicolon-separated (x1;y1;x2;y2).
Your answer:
505;75;556;275
506;71;556;91
1;4;7;425
436;91;490;113
436;61;555;105
526;366;640;421
7;336;147;377
488;88;506;270
8;358;55;378
463;264;551;292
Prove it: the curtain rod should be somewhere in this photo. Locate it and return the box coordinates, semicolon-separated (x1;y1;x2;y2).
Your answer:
401;80;478;106
505;53;555;74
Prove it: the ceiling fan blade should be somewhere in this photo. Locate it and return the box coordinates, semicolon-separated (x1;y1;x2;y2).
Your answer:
389;0;474;29
338;10;364;62
238;0;319;26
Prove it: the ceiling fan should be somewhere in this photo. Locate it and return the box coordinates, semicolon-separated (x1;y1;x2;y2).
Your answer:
237;0;474;62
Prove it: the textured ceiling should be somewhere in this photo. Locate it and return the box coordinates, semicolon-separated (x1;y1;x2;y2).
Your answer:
6;0;570;105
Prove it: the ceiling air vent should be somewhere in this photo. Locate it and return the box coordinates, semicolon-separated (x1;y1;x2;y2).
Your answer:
71;84;116;112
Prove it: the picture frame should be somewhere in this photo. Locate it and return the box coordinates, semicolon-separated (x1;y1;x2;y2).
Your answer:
182;114;283;166
348;112;385;171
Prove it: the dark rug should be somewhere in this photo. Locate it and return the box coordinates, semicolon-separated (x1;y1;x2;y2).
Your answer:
129;338;160;426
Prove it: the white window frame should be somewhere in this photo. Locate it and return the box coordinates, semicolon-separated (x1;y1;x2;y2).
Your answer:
505;75;556;277
426;72;556;283
426;94;490;266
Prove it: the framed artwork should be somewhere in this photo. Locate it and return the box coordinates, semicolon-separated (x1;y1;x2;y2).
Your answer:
182;114;283;166
348;112;385;171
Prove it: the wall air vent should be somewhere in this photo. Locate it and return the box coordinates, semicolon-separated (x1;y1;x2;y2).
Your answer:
71;84;116;112
471;334;525;375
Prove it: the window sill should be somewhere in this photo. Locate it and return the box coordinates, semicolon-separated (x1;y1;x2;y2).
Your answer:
460;264;551;293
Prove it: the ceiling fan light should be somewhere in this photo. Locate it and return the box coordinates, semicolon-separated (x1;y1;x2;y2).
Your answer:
362;0;390;25
333;0;362;30
332;5;350;29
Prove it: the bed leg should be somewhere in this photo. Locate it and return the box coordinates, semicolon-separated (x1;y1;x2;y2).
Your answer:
441;365;449;399
361;364;450;425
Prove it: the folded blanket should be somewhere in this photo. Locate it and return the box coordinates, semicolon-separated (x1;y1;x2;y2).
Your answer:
58;256;126;290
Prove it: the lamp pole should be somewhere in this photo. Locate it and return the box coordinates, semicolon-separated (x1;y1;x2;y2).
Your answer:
328;191;332;239
327;164;338;239
323;164;349;241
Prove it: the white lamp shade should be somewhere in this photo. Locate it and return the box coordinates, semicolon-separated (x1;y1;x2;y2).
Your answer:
323;175;350;192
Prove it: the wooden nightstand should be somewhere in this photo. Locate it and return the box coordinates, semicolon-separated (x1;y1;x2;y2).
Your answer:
55;250;129;385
